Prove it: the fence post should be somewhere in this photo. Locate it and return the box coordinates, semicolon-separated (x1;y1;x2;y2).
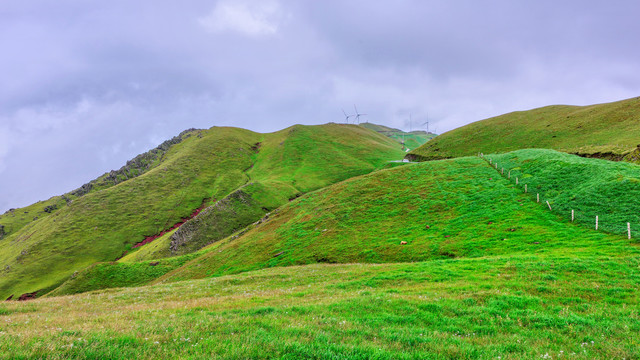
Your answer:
501;168;504;175
596;215;598;230
508;170;511;179
571;209;574;222
537;193;539;203
546;201;552;211
516;177;519;185
628;222;631;239
524;184;527;193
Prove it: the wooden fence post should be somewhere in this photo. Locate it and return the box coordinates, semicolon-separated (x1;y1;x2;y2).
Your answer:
516;177;519;185
546;201;552;211
524;184;527;193
537;193;539;203
508;170;511;179
571;209;574;222
596;215;598;230
628;222;631;239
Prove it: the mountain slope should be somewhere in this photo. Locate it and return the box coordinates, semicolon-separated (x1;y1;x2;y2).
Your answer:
155;155;637;285
0;124;404;300
407;96;640;162
0;129;199;242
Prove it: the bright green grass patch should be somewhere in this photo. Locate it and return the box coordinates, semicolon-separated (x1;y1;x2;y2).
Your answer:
1;255;639;359
487;149;640;238
408;96;640;161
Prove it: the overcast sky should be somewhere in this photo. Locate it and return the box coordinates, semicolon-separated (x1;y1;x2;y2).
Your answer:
1;0;640;212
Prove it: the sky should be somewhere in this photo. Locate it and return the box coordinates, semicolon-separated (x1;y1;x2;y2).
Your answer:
1;0;640;212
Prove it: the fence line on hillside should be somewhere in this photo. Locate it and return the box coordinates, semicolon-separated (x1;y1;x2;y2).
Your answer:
478;153;635;240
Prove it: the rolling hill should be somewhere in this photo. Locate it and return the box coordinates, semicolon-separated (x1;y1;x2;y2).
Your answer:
4;151;640;359
49;150;640;297
407;96;640;162
0;123;404;300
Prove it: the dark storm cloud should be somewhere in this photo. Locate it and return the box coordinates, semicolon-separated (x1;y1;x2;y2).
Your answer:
2;0;640;212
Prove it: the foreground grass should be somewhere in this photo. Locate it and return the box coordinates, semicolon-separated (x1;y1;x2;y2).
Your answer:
1;255;639;359
408;96;640;161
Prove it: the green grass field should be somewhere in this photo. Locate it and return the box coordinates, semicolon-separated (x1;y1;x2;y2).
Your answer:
408;96;640;162
1;250;639;358
0;124;404;300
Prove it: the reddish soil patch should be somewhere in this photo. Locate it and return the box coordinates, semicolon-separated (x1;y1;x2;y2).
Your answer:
133;200;210;249
18;291;37;301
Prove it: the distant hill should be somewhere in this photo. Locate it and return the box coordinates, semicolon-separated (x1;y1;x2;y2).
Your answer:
0;123;404;300
359;122;436;152
407;96;640;162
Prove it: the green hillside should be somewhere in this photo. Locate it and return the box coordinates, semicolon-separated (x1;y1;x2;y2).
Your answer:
407;96;640;162
486;149;640;236
50;150;640;297
0;124;404;300
155;155;637;285
4;154;640;359
360;123;436;152
0;129;199;241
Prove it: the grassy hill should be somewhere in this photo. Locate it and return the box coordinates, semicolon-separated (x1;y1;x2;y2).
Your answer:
4;153;640;358
486;149;640;236
407;96;640;162
360;123;436;152
0;124;404;300
154;155;637;284
49;150;640;298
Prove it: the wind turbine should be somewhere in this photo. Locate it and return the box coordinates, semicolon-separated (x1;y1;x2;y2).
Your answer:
341;109;353;124
353;105;367;124
422;121;429;133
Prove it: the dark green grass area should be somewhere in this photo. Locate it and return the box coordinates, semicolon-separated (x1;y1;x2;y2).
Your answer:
487;149;640;238
158;156;638;284
1;256;639;359
408;96;640;162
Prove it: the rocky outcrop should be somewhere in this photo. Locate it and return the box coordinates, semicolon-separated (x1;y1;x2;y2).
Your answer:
169;187;267;256
43;205;58;213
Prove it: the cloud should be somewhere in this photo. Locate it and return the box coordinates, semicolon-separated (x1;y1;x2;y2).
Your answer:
198;0;284;37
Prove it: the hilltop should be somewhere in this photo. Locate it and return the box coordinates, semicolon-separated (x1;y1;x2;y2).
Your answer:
0;123;404;300
407;96;640;162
